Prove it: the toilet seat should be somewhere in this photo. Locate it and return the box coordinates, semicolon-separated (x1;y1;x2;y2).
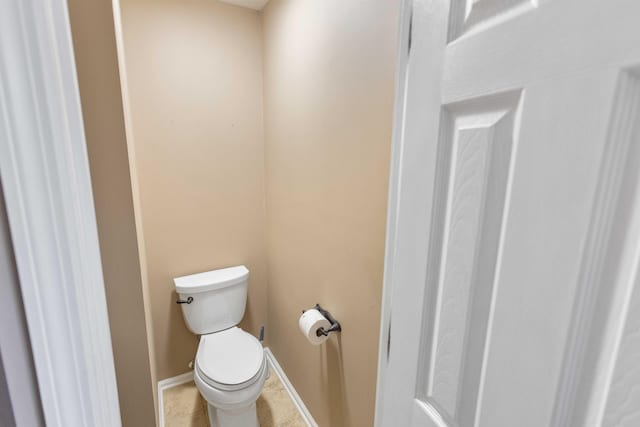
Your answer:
196;327;264;391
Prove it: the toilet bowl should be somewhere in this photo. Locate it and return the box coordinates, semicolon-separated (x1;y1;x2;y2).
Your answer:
193;327;268;427
174;266;266;427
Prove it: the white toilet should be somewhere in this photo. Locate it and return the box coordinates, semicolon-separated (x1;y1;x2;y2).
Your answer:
174;265;268;427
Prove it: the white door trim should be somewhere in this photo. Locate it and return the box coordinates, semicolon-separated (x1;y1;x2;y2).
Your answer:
0;1;121;426
374;1;412;425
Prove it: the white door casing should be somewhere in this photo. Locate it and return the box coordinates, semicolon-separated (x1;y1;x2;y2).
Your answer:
0;0;121;425
376;1;640;426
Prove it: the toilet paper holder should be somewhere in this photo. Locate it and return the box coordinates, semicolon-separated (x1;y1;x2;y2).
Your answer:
303;304;342;337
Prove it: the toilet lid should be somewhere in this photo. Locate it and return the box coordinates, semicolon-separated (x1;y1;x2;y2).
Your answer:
196;327;264;386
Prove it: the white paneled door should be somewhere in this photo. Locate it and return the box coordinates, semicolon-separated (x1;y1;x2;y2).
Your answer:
377;1;640;426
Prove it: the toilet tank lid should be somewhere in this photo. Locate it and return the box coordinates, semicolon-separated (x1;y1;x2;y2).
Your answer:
174;265;249;294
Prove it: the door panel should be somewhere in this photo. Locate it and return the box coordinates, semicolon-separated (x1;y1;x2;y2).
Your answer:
378;1;640;426
598;72;640;427
448;0;536;41
561;70;640;427
476;73;615;426
603;272;640;427
416;91;520;426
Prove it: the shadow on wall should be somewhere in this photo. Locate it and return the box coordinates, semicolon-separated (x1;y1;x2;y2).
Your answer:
321;335;349;427
242;296;258;338
166;293;199;369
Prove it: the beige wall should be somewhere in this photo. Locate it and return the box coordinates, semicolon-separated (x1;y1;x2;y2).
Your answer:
109;0;398;424
66;1;157;426
262;1;399;426
118;0;268;381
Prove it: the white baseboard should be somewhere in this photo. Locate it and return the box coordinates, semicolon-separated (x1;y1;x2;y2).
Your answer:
264;347;318;427
156;348;317;427
157;371;194;427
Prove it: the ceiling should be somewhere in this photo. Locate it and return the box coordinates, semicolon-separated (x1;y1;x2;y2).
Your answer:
218;0;269;11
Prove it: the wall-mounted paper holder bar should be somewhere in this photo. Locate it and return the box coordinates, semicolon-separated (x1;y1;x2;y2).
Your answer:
303;303;342;337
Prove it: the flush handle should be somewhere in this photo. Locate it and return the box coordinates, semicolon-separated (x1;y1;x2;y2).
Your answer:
176;297;193;304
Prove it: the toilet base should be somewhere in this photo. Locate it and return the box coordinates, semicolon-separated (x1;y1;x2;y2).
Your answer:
207;402;259;427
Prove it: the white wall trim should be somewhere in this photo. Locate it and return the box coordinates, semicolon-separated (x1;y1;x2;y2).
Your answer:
157;349;317;427
264;347;318;427
157;371;194;427
0;0;121;426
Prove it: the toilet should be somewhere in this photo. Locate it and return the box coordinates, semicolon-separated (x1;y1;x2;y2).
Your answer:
174;265;268;427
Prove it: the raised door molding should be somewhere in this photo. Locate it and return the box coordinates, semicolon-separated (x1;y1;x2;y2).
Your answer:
418;91;521;426
0;0;121;426
448;0;537;41
553;68;640;427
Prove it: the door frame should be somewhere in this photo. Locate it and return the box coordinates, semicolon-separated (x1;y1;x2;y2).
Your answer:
0;0;121;426
374;0;412;425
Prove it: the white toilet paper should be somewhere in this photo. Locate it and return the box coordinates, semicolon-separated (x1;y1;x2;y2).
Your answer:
299;308;331;345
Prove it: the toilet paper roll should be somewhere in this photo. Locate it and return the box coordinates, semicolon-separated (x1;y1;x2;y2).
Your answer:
299;308;331;345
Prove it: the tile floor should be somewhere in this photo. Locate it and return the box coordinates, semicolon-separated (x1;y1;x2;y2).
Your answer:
163;369;307;427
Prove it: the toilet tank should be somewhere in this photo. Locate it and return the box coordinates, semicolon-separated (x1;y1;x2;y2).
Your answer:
174;265;249;335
